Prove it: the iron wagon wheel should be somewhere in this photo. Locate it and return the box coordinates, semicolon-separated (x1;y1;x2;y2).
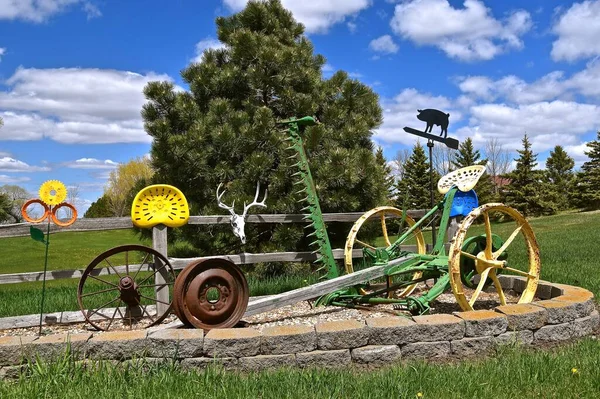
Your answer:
173;258;249;330
77;244;175;331
345;206;426;298
449;203;541;311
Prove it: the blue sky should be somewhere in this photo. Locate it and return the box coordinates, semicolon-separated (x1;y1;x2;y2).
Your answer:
1;0;600;215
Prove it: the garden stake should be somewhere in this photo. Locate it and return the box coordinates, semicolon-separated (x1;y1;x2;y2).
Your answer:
21;180;78;336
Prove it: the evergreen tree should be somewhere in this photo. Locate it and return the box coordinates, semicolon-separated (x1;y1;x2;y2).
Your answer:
395;143;435;210
451;138;495;204
504;135;556;216
84;195;112;218
577;131;600;210
0;192;11;223
545;145;575;210
375;146;394;203
142;0;387;257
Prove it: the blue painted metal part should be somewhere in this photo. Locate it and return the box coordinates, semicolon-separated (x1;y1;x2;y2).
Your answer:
448;189;479;217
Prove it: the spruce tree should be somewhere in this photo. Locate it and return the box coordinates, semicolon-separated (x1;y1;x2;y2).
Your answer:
395;143;434;210
545;145;575;210
142;0;387;258
577;131;600;210
504;135;556;216
0;193;11;223
451;138;495;204
375;146;394;204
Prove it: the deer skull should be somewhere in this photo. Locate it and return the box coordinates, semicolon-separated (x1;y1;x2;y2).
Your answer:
216;182;267;244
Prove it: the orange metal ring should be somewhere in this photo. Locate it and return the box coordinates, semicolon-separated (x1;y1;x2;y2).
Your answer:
51;202;77;227
21;199;50;223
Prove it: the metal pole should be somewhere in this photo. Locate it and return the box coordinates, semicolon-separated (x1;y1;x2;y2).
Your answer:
427;140;436;247
38;215;51;336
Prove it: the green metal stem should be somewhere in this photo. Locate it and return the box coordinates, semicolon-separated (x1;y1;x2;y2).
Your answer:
281;117;339;279
38;215;51;336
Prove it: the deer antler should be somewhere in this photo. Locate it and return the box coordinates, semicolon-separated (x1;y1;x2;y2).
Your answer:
216;183;236;216
242;182;267;219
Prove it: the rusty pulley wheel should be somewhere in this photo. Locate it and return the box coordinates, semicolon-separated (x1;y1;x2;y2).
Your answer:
173;258;249;330
77;245;175;331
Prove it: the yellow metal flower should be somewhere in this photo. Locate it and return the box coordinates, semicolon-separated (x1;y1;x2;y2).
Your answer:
572;368;579;375
39;180;67;206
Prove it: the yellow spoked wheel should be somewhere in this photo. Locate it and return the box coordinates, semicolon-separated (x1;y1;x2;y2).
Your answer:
345;206;426;298
131;185;190;229
449;203;541;311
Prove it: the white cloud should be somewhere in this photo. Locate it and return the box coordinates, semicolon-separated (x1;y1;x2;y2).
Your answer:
390;0;531;61
0;47;5;62
551;0;600;61
0;67;177;144
65;158;119;169
193;37;226;63
374;88;460;145
0;174;30;183
223;0;372;33
457;60;600;105
0;157;50;172
459;101;600;152
457;72;569;104
0;0;99;22
369;35;399;54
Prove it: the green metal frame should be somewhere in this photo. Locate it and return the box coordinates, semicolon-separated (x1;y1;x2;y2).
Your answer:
315;187;460;315
280;116;339;280
279;116;489;316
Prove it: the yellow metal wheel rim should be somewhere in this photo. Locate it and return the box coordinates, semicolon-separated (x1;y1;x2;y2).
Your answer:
39;180;67;206
131;184;190;228
448;203;541;311
344;206;426;298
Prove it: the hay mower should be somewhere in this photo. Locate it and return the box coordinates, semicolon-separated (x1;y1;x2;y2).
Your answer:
76;116;541;331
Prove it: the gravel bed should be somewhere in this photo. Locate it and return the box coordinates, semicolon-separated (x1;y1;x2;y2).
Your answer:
0;285;527;337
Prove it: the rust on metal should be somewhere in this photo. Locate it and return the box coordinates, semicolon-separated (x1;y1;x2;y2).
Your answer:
173;258;249;330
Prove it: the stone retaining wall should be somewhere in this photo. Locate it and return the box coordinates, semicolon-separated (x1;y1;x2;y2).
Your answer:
0;276;597;377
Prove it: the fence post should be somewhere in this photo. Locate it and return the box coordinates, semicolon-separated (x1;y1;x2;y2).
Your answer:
152;224;169;316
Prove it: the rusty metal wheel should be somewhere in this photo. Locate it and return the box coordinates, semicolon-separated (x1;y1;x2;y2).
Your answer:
77;245;175;331
173;258;249;330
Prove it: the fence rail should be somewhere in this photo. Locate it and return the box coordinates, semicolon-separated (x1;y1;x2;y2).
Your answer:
0;210;427;238
0;209;436;286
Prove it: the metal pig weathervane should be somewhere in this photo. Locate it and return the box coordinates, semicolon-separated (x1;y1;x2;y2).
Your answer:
403;109;460;246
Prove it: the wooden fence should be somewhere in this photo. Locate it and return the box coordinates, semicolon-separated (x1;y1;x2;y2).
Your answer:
0;210;440;286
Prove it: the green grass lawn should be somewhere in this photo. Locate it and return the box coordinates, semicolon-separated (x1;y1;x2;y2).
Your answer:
1;338;599;398
0;229;149;274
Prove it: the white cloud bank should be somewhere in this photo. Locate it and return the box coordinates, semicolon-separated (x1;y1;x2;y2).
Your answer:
390;0;531;61
0;67;177;144
223;0;372;33
0;0;100;22
0;157;50;172
65;158;119;169
552;0;600;62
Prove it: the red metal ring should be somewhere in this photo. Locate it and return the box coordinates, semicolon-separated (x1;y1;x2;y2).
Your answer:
21;199;50;223
51;202;77;227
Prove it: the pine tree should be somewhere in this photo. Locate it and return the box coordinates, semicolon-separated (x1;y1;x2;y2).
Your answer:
0;192;11;223
451;138;495;204
577;131;600;210
545;145;575;210
84;195;113;218
504;135;556;216
375;146;394;203
142;0;388;257
395;143;435;210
